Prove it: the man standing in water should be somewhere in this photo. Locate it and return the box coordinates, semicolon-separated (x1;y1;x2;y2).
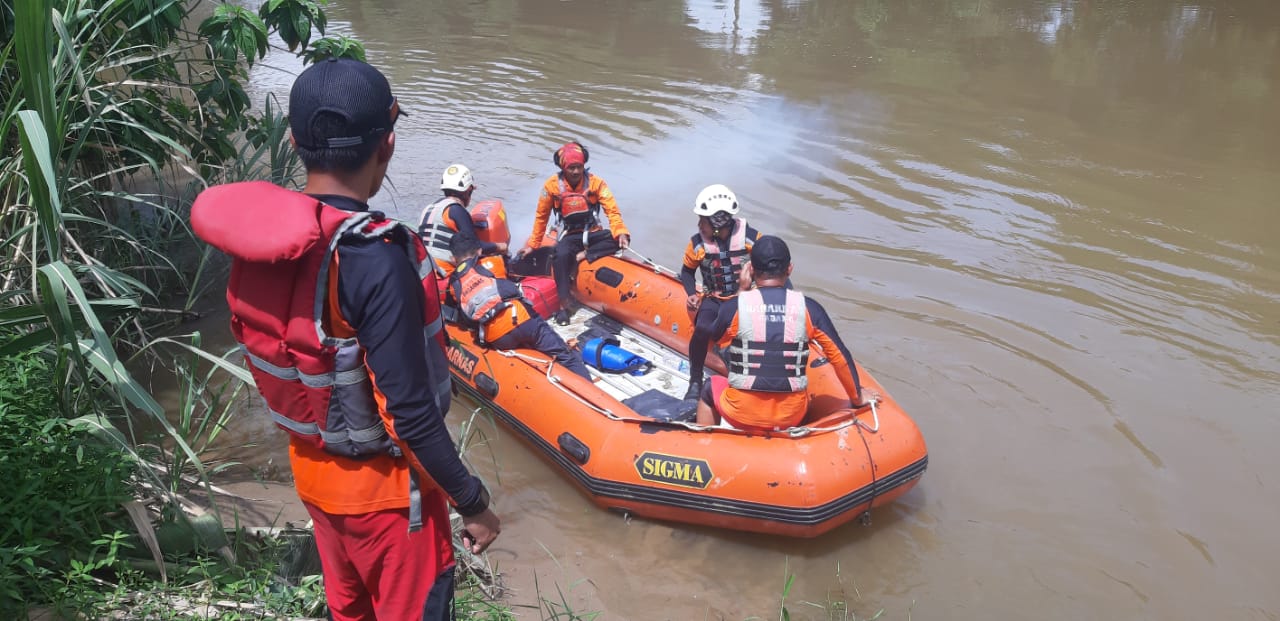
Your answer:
192;57;500;620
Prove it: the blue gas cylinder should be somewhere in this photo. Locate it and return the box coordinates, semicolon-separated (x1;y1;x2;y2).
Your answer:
582;337;652;376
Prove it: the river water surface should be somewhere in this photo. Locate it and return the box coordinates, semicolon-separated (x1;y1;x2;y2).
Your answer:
226;1;1280;618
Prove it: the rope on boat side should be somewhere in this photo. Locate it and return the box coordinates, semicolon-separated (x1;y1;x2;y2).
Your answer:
855;409;880;526
492;348;626;421
621;247;679;276
786;396;881;437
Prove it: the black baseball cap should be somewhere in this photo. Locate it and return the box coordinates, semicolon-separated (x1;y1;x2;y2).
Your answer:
289;57;403;149
450;232;483;258
750;235;791;273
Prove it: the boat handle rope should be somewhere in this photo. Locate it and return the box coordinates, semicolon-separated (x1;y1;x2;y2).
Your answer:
492;348;624;421
857;398;881;433
787;398;880;437
620;246;680;277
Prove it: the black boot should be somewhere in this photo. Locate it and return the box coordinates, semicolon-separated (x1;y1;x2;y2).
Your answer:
683;379;703;401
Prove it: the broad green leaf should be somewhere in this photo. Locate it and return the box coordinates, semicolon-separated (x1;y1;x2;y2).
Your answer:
15;0;57;142
16;110;63;263
34;262;90;387
293;12;309;48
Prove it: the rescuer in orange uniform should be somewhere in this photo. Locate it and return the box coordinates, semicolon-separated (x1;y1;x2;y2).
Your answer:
515;142;630;325
448;233;593;380
192;58;499;620
418;163;508;277
679;184;767;400
696;236;878;431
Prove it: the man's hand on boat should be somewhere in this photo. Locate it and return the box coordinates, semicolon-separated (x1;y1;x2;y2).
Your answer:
853;389;882;408
617;233;631;249
461;508;501;554
686;293;702;311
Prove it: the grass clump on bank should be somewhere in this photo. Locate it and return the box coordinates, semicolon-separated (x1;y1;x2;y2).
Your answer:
0;351;136;612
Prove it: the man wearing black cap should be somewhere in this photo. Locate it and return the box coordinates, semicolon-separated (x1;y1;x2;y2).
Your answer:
695;236;877;430
192;57;499;620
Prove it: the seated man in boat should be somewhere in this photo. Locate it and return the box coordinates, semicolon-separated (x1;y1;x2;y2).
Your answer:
514;141;630;326
696;236;876;431
679;183;768;400
417;163;508;278
448;233;593;380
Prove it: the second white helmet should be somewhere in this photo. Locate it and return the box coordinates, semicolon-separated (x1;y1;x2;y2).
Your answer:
693;184;739;216
440;164;475;192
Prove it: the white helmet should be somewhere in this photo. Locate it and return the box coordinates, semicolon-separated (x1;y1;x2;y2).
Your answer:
693;184;739;216
440;164;475;192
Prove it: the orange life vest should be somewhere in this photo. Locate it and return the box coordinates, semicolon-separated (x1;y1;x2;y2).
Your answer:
449;261;528;343
554;173;600;231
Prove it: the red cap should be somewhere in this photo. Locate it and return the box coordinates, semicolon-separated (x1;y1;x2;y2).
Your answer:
558;143;586;168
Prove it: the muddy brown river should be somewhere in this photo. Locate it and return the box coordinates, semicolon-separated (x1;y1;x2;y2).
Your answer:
211;0;1280;618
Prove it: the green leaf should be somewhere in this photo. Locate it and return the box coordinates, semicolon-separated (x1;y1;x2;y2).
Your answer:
15;110;63;263
238;28;257;63
147;337;255;385
80;264;155;300
0;328;57;357
14;0;57;143
293;11;310;49
65;414;130;447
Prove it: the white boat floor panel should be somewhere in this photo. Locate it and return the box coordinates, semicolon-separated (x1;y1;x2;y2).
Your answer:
546;306;698;403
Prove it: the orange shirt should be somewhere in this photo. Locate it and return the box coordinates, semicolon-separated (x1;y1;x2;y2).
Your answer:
528;173;628;248
289;441;410;514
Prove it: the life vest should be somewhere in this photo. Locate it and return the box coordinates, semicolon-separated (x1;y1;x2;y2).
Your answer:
418;196;463;273
554;173;600;232
692;217;751;298
449;261;527;343
191;181;451;459
726;288;810;393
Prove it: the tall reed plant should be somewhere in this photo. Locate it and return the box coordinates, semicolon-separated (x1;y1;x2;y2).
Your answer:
1;0;364;614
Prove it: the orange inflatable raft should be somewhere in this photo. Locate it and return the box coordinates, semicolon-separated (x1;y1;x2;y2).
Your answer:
441;206;928;538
